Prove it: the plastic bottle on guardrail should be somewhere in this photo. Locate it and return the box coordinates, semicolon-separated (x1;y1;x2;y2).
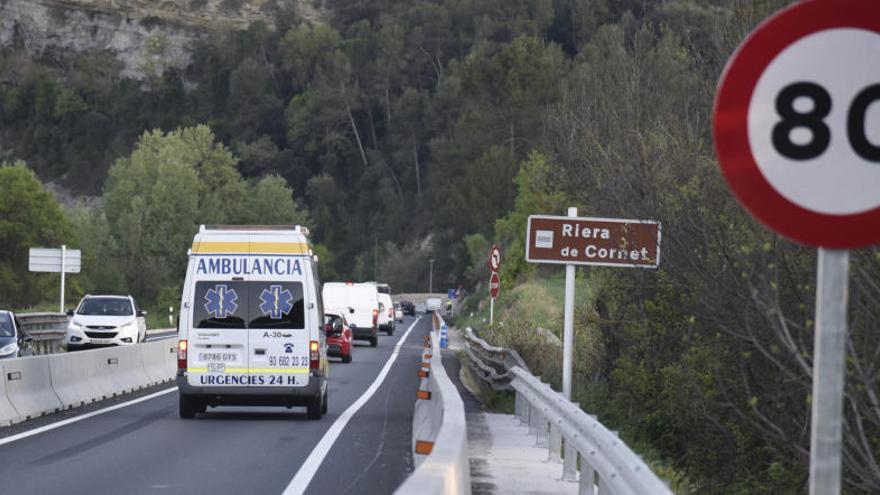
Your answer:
440;323;448;349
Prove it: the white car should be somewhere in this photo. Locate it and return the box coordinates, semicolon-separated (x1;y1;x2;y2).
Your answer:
0;310;32;359
65;295;147;349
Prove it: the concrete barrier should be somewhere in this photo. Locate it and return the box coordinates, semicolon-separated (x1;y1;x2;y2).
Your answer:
49;349;111;409
0;366;20;426
102;344;151;396
411;353;444;467
396;314;470;495
141;340;176;385
2;355;63;422
164;339;178;372
0;340;179;426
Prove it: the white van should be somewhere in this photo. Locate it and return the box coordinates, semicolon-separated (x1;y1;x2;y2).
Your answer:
322;282;379;347
368;283;394;336
426;297;442;312
377;293;394;335
176;225;328;419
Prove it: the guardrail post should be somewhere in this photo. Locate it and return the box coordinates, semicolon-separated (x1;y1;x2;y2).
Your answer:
529;397;539;437
563;401;580;482
515;390;523;421
536;408;549;447
578;461;595;495
563;437;578;482
549;422;562;462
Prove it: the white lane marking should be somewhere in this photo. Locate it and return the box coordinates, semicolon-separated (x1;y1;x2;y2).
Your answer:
0;387;178;446
282;316;423;495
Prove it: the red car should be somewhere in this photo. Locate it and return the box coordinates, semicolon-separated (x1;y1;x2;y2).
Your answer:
324;311;353;363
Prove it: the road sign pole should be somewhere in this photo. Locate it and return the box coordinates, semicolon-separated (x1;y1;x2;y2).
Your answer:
809;248;850;495
489;298;494;326
60;244;66;314
562;207;577;400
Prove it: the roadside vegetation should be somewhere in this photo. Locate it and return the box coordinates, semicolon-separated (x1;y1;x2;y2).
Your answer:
1;0;879;492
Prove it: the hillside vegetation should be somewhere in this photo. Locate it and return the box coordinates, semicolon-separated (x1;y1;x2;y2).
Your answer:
1;1;879;492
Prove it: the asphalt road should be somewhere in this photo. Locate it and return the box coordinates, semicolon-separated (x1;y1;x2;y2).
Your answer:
0;315;430;495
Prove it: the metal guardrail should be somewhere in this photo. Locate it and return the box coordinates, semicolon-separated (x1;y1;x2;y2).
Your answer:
18;313;69;355
462;325;672;494
461;326;529;390
396;313;470;495
511;367;673;495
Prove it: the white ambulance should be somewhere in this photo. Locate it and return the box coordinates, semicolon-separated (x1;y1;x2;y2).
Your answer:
176;225;328;419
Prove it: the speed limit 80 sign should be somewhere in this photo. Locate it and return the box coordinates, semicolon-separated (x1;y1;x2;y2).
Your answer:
713;0;880;248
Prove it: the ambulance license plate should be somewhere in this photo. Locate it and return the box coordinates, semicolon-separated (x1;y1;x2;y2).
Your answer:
207;363;226;373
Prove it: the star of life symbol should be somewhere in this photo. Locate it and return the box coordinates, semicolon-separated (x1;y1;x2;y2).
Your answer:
260;285;294;319
204;284;239;319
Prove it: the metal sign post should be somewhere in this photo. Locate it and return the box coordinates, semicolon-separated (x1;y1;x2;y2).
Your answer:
60;244;66;313
561;207;576;400
489;298;493;326
810;249;850;494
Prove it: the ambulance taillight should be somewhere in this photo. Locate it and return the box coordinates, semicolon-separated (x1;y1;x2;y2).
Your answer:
309;341;320;369
177;340;188;370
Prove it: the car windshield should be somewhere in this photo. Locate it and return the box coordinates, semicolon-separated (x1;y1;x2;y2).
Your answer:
0;314;13;337
78;298;133;316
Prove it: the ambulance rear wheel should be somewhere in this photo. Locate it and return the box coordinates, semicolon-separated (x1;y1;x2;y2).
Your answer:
307;392;323;420
179;395;204;419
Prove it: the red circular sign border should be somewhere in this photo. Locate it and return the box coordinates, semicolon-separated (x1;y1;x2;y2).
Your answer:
713;0;880;249
488;245;502;272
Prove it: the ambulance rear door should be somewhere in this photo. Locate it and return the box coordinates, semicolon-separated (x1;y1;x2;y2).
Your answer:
186;232;251;387
245;236;311;388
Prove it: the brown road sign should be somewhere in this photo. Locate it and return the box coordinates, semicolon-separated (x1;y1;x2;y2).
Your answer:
526;215;661;268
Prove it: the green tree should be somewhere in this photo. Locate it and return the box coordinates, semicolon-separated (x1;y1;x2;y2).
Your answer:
0;161;75;307
65;203;126;296
103;127;229;300
237;175;310;226
494;151;567;286
460;35;565;155
280;24;342;90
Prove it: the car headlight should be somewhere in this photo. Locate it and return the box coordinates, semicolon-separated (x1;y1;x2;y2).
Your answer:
118;323;134;333
68;322;83;331
0;343;18;356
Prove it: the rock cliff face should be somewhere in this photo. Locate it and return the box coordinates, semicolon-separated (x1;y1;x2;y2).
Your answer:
0;0;321;79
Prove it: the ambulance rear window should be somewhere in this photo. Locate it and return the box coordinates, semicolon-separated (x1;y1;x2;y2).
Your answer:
248;282;304;329
193;281;304;329
194;282;248;329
